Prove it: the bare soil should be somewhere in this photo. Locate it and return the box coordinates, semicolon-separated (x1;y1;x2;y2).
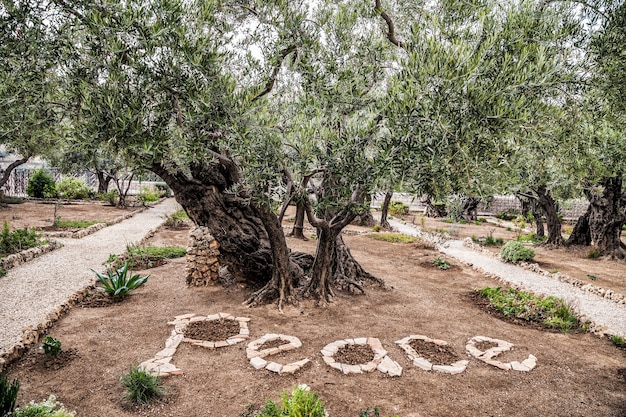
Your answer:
0;200;139;231
408;340;460;366
334;344;375;365
4;214;626;416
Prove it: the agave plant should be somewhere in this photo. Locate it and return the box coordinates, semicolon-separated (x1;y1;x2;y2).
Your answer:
92;261;149;298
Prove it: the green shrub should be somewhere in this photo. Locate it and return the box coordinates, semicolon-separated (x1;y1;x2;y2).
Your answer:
26;169;57;199
433;257;451;270
255;386;326;417
98;190;118;206
55;178;92;200
138;187;160;203
372;224;381;232
0;374;19;417
477;286;579;332
92;261;149;298
388;201;409;216
500;241;535;263
40;336;62;357
13;395;74;417
164;209;189;228
120;366;163;404
0;222;43;255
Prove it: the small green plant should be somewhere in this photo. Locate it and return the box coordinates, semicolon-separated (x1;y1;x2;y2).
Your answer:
13;395;75;417
40;336;62;357
474;218;487;224
0;222;44;255
420;216;425;229
360;408;384;417
495;210;517;221
388;201;409;216
114;244;187;269
121;366;163;404
255;386;326;417
587;274;597;281
98;190;118;206
477;286;579;332
0;373;19;417
164;209;189;228
500;241;535;263
587;249;601;259
55;178;92;200
611;335;626;348
516;234;547;243
368;233;419;244
138;187;161;204
92;261;149;298
433;257;451;270
372;224;381;232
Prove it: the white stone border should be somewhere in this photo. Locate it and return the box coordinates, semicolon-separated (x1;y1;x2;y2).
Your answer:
140;312;250;376
246;333;310;375
320;337;402;376
395;335;468;374
466;336;537;372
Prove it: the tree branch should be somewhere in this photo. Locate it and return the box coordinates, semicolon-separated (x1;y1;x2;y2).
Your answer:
251;44;298;102
374;0;405;49
0;156;29;189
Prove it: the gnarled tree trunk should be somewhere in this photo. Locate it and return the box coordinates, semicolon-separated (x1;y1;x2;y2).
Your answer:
586;176;626;259
289;201;307;240
567;176;626;259
152;162;275;286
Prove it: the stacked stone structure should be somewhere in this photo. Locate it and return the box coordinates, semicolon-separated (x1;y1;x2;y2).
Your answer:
186;227;220;286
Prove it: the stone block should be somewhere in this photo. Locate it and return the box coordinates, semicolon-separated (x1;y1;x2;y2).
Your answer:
265;361;283;373
354;337;367;344
342;364;363;374
413;357;433;371
377;356;402;376
509;361;530;372
360;362;378;372
250;356;267;370
432;364;466;375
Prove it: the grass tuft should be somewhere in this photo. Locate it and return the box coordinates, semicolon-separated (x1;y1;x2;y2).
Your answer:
477;286;579;332
120;366;163;404
368;233;420;244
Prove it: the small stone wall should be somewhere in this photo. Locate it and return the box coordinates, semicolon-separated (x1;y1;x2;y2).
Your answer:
186;227;220;286
0;241;63;271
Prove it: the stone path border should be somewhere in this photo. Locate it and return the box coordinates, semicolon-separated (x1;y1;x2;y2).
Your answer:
41;205;152;239
466;336;537;372
140;313;251;377
0;241;63;271
247;334;310;375
462;238;626;305
388;219;626;337
320;337;402;376
0;199;179;370
395;335;469;375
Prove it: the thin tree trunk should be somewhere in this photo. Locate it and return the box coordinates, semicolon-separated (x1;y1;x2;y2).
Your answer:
304;226;338;304
380;190;392;229
96;171;112;193
531;199;545;238
535;185;563;246
289;201;307;240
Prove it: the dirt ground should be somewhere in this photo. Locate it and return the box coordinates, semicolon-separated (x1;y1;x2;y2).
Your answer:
4;212;626;417
0;200;139;231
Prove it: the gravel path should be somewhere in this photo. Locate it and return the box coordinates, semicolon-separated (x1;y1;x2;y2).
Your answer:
389;219;626;337
0;199;180;359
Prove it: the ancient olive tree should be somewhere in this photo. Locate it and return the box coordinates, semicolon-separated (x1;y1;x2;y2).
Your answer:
0;1;59;190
